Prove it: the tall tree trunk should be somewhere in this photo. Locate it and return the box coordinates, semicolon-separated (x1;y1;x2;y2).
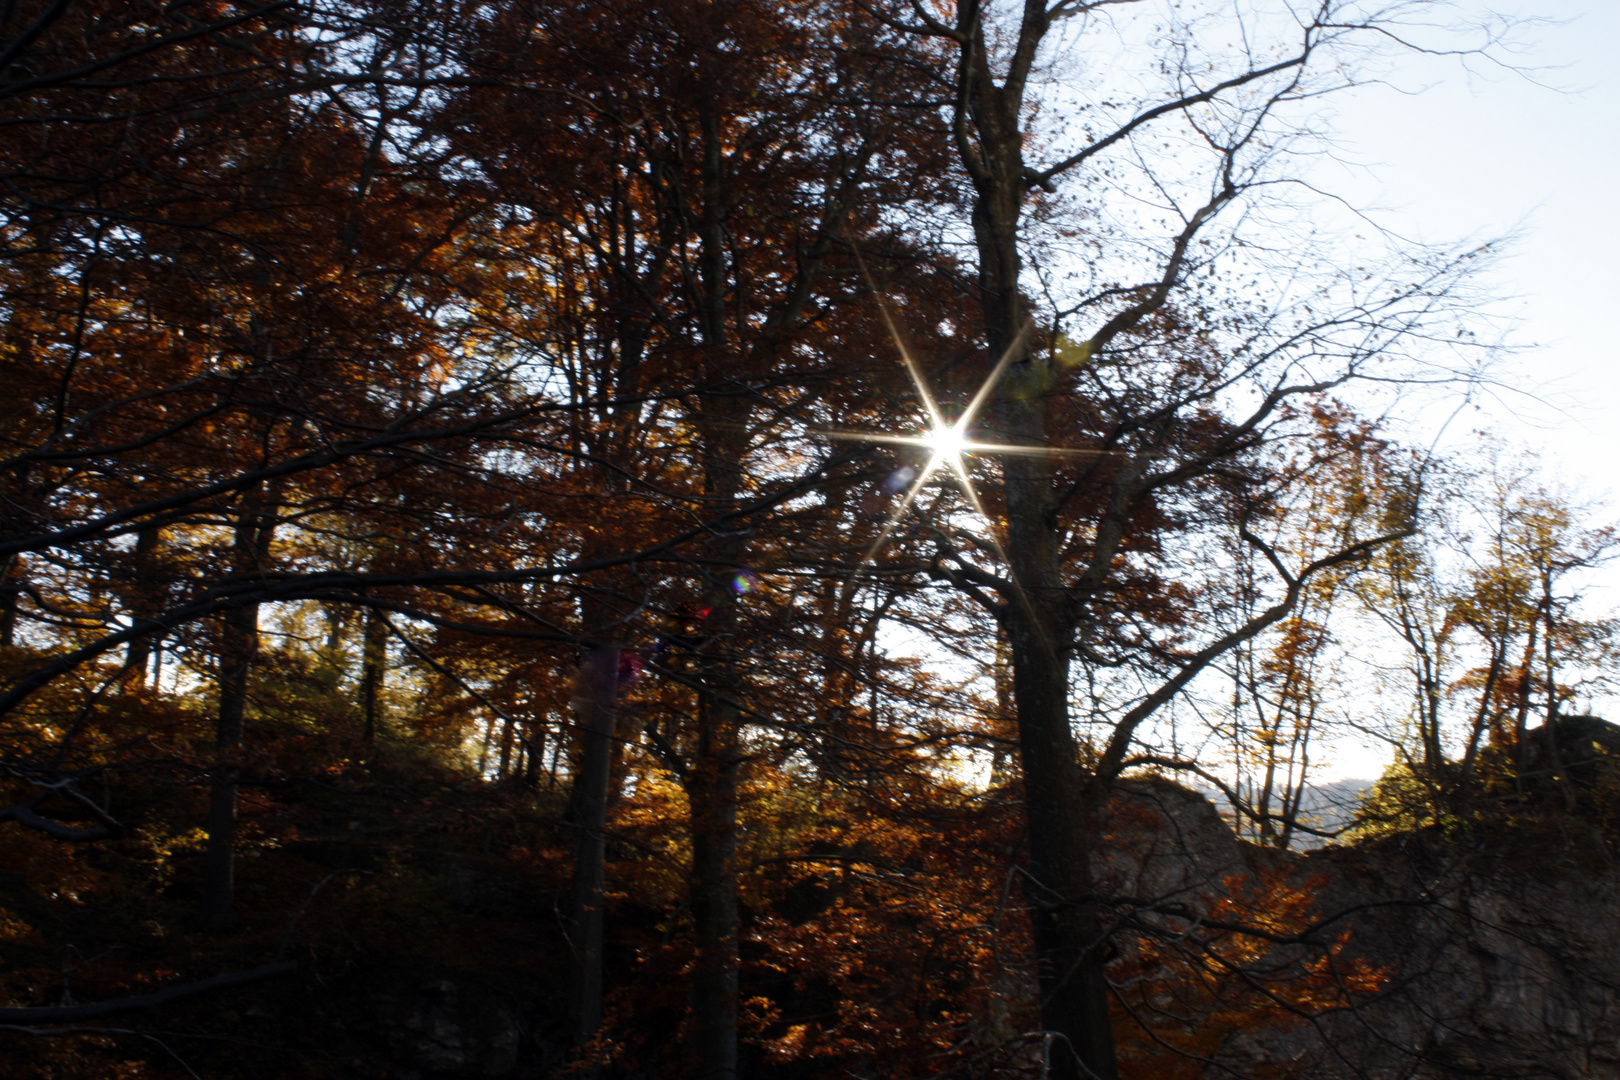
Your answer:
522;722;544;790
477;713;498;775
201;495;274;932
568;645;620;1054
682;585;746;1078
971;53;1119;1078
1538;582;1577;812
123;525;160;684
359;604;387;743
1001;505;1117;1080
680;104;748;1080
1512;618;1539;794
687;695;740;1080
496;712;516;780
201;597;256;931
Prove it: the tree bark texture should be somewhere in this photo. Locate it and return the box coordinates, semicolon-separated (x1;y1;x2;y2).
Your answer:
680;545;748;1080
122;525;161;684
521;723;544;790
963;21;1120;1074
687;695;741;1080
681;106;750;1078
568;645;620;1051
359;603;388;742
201;495;275;932
1001;403;1119;1080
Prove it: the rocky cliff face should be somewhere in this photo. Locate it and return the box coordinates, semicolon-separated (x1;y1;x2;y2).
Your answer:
1103;780;1620;1079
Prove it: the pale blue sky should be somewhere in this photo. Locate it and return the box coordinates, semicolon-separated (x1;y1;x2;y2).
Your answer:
1328;2;1619;499
1323;2;1620;773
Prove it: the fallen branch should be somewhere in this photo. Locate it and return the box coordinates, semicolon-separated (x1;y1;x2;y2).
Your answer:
0;961;296;1024
0;801;117;842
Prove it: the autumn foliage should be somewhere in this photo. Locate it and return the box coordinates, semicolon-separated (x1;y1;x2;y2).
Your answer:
0;1;1470;1078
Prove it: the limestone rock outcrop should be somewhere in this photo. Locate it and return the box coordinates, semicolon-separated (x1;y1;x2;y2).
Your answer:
1102;780;1620;1078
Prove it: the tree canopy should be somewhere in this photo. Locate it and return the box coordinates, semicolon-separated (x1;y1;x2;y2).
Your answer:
2;2;1607;1078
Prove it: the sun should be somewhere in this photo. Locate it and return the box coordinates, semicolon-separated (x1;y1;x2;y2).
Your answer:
925;423;968;466
823;316;1115;574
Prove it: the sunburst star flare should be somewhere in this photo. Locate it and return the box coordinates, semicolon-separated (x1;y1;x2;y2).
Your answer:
824;345;1122;573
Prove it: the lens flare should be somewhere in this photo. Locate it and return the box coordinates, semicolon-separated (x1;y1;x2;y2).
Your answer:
884;465;918;494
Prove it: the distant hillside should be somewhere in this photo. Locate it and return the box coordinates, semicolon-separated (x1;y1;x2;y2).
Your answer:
1195;777;1374;848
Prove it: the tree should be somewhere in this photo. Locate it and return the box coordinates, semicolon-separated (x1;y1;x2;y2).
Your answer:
1351;442;1619;827
427;2;948;1069
1201;411;1389;848
0;0;692;938
0;1;1541;1076
858;1;1501;1074
4;0;964;1072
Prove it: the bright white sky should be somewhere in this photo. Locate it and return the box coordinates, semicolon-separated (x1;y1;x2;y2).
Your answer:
1325;1;1619;478
1309;1;1620;775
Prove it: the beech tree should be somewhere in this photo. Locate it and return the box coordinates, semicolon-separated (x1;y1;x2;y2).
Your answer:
3;0;963;1072
0;1;1538;1076
1349;444;1620;826
428;2;942;1070
855;1;1505;1075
